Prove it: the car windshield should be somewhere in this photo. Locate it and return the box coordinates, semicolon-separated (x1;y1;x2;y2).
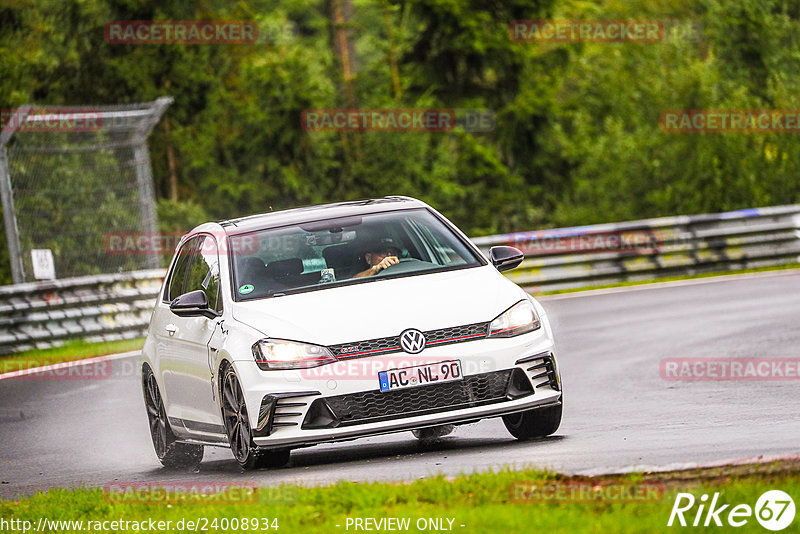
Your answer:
229;208;482;300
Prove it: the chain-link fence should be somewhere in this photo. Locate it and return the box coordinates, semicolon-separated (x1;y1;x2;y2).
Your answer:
0;98;171;284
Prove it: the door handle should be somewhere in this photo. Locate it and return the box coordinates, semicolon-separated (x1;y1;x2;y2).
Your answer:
165;324;177;336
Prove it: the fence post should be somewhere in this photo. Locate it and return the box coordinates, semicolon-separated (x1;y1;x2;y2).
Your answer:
0;106;31;284
134;97;173;270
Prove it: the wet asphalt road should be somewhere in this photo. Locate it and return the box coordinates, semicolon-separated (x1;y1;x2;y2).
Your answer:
1;271;799;499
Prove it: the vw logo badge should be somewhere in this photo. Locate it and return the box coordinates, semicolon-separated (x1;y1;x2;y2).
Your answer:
399;329;426;354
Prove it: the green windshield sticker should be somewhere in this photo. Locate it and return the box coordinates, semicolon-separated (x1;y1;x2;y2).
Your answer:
238;284;254;294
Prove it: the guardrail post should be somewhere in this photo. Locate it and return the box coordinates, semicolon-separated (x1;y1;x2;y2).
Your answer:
794;213;800;263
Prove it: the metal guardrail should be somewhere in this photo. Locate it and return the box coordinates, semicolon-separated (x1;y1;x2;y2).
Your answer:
472;205;800;293
0;205;798;354
0;269;165;354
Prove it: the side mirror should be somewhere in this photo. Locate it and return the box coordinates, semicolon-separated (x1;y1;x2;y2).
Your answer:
489;246;524;272
170;289;218;319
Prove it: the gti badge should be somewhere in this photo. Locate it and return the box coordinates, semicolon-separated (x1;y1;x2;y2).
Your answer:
399;329;426;354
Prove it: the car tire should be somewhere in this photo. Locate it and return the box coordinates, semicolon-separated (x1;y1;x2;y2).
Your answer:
142;366;204;469
502;403;562;440
221;366;291;470
235;448;291;471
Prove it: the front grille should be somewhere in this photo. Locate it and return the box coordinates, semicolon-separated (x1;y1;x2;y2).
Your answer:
328;322;489;358
328;335;399;358
303;369;529;428
425;323;488;345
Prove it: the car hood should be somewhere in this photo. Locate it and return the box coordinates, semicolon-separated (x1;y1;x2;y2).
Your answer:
231;265;525;346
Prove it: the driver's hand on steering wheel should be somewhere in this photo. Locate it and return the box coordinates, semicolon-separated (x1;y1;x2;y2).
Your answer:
354;255;399;278
370;255;399;275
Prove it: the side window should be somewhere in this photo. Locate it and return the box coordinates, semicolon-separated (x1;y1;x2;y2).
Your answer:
184;236;222;312
166;237;198;301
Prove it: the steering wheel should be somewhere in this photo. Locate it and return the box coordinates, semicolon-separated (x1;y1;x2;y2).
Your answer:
374;257;423;277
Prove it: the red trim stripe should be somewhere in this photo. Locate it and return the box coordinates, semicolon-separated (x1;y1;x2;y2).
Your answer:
338;346;402;358
338;332;487;357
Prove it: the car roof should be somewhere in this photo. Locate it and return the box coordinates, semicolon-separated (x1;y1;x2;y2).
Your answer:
216;196;428;235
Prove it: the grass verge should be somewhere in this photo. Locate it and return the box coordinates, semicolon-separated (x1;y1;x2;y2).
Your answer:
0;338;144;374
1;460;798;533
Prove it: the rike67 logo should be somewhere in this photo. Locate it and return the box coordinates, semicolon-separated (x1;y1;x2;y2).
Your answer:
668;490;795;531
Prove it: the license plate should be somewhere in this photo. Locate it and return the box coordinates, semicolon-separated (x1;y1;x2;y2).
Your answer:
378;360;463;392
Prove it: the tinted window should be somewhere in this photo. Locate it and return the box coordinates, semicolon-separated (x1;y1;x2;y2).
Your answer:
184;236;222;312
166;237;199;301
229;208;481;300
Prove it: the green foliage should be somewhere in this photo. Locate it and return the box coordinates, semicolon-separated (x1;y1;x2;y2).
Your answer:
546;0;800;225
1;0;799;283
157;199;210;233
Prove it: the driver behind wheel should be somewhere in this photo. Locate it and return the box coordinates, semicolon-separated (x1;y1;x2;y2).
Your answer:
354;238;402;278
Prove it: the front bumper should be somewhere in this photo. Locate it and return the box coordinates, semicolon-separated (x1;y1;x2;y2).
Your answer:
232;328;561;448
257;390;561;448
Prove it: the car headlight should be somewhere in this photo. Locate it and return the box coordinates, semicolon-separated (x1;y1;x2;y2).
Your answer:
252;339;337;370
487;300;541;338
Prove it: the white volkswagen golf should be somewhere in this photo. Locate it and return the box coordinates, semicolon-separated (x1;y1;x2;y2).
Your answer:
142;196;562;469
